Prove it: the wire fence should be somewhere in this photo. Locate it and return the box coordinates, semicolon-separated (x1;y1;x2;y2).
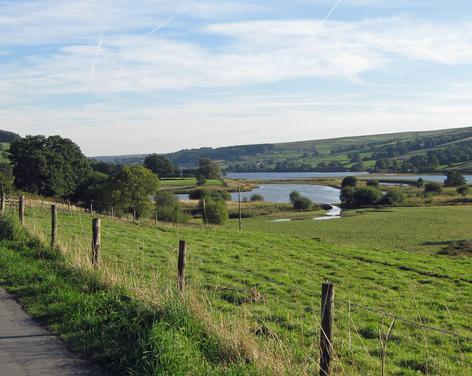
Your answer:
4;195;472;375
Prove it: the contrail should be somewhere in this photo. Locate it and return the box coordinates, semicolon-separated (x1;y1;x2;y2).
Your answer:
143;12;180;40
117;12;180;79
323;0;343;23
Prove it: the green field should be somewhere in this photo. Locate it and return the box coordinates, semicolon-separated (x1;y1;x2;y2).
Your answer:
11;203;472;375
231;206;472;254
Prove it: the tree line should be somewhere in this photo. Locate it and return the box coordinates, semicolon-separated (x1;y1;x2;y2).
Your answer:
5;135;223;222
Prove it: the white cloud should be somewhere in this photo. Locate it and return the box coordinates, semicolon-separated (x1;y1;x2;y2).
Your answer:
2;16;472;99
1;1;472;154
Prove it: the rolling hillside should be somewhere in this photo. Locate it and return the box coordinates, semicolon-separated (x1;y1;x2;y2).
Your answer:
93;126;472;173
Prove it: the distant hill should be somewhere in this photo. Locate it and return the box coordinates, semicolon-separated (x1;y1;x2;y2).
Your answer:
93;126;472;173
0;130;21;144
0;130;21;163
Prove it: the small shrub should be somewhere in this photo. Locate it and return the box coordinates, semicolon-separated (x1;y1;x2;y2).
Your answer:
155;191;178;207
196;176;206;186
340;186;354;206
292;196;313;211
383;190;405;206
341;176;358;188
366;179;379;188
289;191;301;202
202;199;228;225
424;182;442;195
0;214;27;242
416;178;424;188
457;185;470;197
250;194;264;202
211;191;231;201
155;192;191;224
444;171;466;187
189;189;208;200
352;187;382;206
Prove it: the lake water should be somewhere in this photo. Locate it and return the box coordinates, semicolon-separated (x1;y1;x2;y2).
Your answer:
370;174;472;183
178;172;472;205
178;184;340;204
227;172;368;180
227;171;472;183
232;184;340;204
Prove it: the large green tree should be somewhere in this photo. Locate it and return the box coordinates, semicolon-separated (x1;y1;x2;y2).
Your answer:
111;165;159;218
9;135;91;198
143;154;178;178
198;158;220;179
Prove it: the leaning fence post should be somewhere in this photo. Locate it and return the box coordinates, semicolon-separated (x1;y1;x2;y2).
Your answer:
178;240;186;292
92;218;101;268
19;195;25;224
320;283;335;376
51;204;57;248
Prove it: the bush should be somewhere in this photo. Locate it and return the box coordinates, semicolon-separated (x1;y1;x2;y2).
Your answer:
366;179;379;188
383;190;405;206
424;182;442;195
289;191;301;202
341;176;358;188
292;196;313;210
340;186;354;206
155;192;191;224
416;178;424;188
156;205;191;224
250;194;264;202
352;187;383;206
212;191;232;201
202;199;228;225
155;191;178;207
196;176;206;186
457;185;470;197
189;189;207;200
0;214;27;242
444;171;466;187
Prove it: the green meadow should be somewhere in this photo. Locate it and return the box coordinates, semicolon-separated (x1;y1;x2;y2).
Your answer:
7;203;471;375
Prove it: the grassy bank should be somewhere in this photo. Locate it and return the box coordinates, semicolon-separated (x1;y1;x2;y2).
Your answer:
7;202;472;375
0;214;260;375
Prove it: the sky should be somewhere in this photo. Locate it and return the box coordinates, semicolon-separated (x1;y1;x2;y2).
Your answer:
1;0;472;156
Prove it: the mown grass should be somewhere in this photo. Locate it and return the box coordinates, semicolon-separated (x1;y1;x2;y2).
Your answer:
10;202;472;375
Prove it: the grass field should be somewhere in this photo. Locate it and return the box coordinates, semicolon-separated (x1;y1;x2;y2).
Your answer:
230;205;472;254
8;201;472;375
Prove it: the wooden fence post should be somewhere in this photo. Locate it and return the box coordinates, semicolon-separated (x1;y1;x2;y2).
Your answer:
19;195;25;224
238;185;242;231
178;240;186;292
111;205;114;218
0;187;5;216
51;204;57;248
320;283;335;376
92;218;101;268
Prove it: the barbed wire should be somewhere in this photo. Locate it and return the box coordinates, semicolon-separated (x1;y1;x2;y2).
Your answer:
335;297;472;342
17;201;472;346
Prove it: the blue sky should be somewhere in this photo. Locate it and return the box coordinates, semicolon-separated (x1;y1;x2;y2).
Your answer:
1;0;472;156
